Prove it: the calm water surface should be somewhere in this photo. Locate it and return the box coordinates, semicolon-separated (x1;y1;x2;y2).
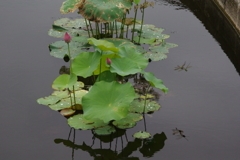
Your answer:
1;0;240;159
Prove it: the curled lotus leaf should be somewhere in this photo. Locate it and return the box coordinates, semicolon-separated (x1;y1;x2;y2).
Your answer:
82;81;136;123
78;0;133;23
129;99;161;113
60;108;76;116
37;96;61;105
60;0;84;14
68;114;107;130
49;41;85;59
94;125;116;135
133;131;151;139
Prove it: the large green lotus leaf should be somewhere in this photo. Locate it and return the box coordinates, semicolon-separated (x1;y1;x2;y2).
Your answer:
72;52;101;78
78;0;132;23
68;114;107;130
133;131;151;139
96;71;116;82
49;97;82;111
93;53;119;75
112;117;136;129
51;90;69;98
48;18;88;38
60;0;84;14
141;71;168;93
52;74;77;90
118;46;148;69
94;125;116;135
49;41;85;59
88;38;119;52
133;36;156;44
82;81;136;123
144;52;167;61
110;57;142;76
37;96;61;105
129;99;161;113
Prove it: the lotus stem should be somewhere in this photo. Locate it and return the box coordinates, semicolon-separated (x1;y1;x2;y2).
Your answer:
88;20;94;37
126;25;129;38
104;23;107;38
138;1;146;43
115;20;118;38
132;5;138;42
84;18;91;37
119;14;126;38
95;22;100;39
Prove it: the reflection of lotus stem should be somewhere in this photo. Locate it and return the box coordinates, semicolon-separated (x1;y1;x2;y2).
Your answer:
67;43;76;105
142;85;151;132
115;20;118;38
132;5;138;42
138;4;146;43
84;18;90;37
88;20;94;37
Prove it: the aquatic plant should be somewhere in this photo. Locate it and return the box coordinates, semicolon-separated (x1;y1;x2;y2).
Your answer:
37;0;177;138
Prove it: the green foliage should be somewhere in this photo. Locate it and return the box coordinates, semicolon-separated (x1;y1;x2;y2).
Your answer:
133;131;151;139
52;74;77;90
82;81;136;123
129;99;161;113
60;0;84;14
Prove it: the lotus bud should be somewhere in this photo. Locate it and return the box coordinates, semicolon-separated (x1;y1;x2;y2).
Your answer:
64;32;71;43
106;58;112;65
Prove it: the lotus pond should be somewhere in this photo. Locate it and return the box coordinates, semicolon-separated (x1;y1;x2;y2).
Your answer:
1;0;240;159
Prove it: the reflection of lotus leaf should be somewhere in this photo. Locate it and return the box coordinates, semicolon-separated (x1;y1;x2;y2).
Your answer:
129;99;161;113
133;131;151;139
82;81;136;123
78;0;132;23
60;0;84;14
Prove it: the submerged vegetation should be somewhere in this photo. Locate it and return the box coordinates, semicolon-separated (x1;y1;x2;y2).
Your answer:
37;0;177;138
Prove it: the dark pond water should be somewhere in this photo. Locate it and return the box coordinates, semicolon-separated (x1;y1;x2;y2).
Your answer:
1;0;240;159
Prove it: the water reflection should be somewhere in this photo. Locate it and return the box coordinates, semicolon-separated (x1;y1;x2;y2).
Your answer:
55;128;167;160
154;0;188;10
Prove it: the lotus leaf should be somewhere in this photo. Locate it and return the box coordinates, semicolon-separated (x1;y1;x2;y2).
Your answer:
60;0;84;14
141;71;168;93
133;131;151;139
82;81;136;123
110;57;142;76
37;96;61;105
133;36;156;44
96;71;116;82
88;38;119;52
93;125;116;135
144;52;167;61
129;99;161;113
78;0;132;23
72;52;101;78
49;41;85;59
68;114;107;130
117;46;148;69
112;117;136;129
60;108;76;116
49;97;82;111
52;74;77;90
51;90;69;98
69;81;85;91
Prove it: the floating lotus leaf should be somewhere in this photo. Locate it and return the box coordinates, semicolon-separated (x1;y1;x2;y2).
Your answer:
60;108;76;116
141;71;168;93
37;96;61;105
144;52;167;61
69;81;85;91
110;57;142;76
60;0;84;14
51;90;69;98
70;90;88;100
82;81;136;123
48;18;88;38
68;114;107;130
49;41;85;59
93;125;116;135
140;28;167;39
133;36;156;44
52;74;77;90
72;51;101;78
133;131;151;139
117;46;148;69
78;0;132;23
126;112;143;122
112;117;136;129
49;97;82;111
72;36;89;43
129;99;161;113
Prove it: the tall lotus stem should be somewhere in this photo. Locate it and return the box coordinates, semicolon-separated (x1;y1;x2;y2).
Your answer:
138;4;145;43
88;20;94;37
120;13;126;38
115;20;118;38
132;5;139;42
84;18;91;37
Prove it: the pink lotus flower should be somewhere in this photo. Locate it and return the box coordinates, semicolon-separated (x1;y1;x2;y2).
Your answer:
106;58;112;65
64;32;72;43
